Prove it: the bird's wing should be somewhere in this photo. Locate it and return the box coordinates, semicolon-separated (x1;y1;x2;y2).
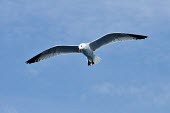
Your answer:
89;33;147;51
26;45;79;64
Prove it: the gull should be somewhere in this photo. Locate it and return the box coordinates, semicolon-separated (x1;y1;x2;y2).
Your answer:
26;33;147;66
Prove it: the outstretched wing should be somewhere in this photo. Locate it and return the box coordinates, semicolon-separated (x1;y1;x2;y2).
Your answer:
89;33;147;51
26;45;79;64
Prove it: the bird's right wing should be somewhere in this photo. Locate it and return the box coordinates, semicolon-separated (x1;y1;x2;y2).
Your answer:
26;45;79;64
89;33;147;51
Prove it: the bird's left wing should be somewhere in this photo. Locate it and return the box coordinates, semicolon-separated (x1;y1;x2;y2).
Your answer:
26;45;79;64
89;33;147;51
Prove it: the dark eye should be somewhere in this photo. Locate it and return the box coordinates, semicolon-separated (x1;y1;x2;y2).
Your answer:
81;45;82;47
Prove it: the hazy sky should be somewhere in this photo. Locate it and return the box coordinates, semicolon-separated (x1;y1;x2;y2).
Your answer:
1;0;170;113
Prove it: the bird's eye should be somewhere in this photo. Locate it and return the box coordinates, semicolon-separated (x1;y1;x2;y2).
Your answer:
81;45;82;47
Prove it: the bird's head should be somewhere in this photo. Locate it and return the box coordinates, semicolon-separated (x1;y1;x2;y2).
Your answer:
78;43;87;52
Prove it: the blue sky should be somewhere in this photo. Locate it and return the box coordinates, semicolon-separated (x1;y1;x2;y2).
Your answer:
1;0;170;113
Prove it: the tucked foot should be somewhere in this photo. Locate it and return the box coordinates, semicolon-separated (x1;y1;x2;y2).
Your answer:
92;61;94;65
88;60;91;66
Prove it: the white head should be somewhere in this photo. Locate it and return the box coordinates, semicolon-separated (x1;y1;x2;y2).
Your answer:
79;43;87;51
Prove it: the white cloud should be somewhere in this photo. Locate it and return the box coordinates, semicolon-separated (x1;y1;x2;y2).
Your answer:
0;104;19;113
1;0;169;45
92;82;146;96
92;82;170;105
25;66;39;77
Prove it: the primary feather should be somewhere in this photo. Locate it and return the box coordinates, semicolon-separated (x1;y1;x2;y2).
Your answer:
26;45;79;64
89;33;147;51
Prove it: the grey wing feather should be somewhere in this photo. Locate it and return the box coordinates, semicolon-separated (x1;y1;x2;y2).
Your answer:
89;33;147;51
26;45;79;64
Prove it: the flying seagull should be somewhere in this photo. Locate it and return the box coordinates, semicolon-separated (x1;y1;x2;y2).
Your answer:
26;33;147;66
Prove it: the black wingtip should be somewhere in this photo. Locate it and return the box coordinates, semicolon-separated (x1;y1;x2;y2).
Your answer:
25;60;32;64
25;60;34;64
25;59;39;64
25;61;29;64
25;53;42;64
25;59;35;64
25;60;31;64
127;34;148;39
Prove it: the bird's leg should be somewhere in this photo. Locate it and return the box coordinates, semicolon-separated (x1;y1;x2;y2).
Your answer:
92;61;94;65
88;60;91;66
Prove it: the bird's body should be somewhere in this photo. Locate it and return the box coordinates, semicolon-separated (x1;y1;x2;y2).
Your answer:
26;33;147;66
80;44;92;59
79;43;101;66
82;46;94;61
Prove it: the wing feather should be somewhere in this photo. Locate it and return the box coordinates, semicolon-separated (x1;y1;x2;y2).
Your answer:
89;33;147;51
26;45;79;64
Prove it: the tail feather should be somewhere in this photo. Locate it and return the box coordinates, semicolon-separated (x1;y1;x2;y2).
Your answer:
93;55;101;64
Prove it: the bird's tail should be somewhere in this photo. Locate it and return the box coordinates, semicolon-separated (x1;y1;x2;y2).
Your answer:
93;55;101;64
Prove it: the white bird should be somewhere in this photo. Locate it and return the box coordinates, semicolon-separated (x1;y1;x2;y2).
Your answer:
26;33;147;66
